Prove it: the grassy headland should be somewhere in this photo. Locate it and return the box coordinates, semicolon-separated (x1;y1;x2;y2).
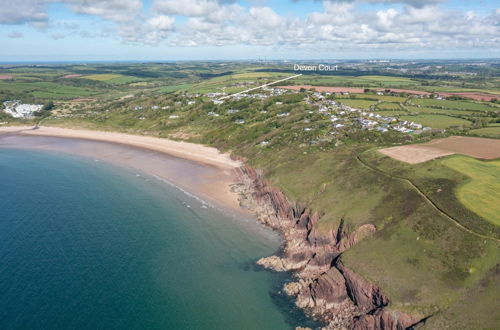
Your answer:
1;60;499;328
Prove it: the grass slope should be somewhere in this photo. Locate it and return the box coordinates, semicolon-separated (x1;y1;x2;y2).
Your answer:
469;127;500;138
400;114;471;128
442;157;500;226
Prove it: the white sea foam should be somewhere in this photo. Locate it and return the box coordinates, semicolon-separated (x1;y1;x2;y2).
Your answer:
152;174;214;210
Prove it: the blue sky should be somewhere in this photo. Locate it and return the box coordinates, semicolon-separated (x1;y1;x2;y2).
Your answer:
0;0;499;61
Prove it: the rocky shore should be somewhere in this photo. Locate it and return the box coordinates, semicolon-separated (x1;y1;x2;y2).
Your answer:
231;165;418;330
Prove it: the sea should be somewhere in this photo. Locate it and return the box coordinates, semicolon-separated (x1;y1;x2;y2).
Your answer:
0;148;319;329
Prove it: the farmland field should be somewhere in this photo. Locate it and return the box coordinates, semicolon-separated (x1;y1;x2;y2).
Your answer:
375;110;409;116
379;136;500;163
0;81;99;99
405;106;479;116
442;156;500;226
412;98;498;112
291;75;420;88
369;95;408;102
469;127;500;138
82;74;126;81
337;99;377;109
376;102;402;110
400;114;471;128
80;73;141;84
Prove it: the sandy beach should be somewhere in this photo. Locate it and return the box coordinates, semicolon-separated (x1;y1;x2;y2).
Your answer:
0;126;247;218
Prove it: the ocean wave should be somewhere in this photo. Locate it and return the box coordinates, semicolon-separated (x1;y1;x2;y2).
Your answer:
152;174;215;210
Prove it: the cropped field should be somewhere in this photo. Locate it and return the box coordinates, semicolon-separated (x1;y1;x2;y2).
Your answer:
412;99;498;112
380;136;500;164
406;106;478;116
292;75;420;88
107;76;142;85
376;110;409;116
338;99;377;109
376;102;402;110
0;81;98;99
469;127;500;138
371;95;408;102
442;156;500;226
400;114;471;128
82;74;123;81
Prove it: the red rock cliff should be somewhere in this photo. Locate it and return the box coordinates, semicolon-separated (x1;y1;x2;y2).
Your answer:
232;165;418;329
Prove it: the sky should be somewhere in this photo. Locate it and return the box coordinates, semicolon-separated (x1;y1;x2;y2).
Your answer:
0;0;499;61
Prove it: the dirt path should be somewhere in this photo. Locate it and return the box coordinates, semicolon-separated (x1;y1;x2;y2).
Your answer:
355;154;499;243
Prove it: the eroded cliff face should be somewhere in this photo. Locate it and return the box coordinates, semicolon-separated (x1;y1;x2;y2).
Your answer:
232;165;417;330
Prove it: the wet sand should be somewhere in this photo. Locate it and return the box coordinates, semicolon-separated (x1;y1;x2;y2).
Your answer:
0;126;249;220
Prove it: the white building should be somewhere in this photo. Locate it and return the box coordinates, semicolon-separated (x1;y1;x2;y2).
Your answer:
3;101;43;118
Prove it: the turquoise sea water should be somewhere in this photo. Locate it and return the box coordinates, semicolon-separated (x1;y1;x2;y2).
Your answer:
0;149;318;329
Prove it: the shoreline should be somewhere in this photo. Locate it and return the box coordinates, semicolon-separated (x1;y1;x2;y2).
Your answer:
0;126;247;219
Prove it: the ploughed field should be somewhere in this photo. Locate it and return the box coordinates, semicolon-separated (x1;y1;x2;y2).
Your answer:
379;136;500;163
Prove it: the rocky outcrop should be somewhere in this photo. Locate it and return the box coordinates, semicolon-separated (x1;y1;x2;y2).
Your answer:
350;309;417;330
336;261;389;313
232;164;418;329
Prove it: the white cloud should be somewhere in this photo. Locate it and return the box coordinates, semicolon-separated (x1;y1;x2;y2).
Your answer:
0;0;498;54
147;15;175;31
0;0;48;25
65;0;143;23
321;0;445;8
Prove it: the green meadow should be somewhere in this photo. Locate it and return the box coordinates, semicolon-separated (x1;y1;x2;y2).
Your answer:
338;99;377;109
412;98;498;112
469;127;500;138
442;157;500;226
400;114;472;128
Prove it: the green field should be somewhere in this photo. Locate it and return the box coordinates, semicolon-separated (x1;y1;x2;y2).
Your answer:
376;110;409;116
82;74;123;81
82;74;143;84
412;98;498;112
292;75;420;88
0;81;98;99
338;99;377;109
400;114;471;128
406;106;479;116
469;126;500;138
376;102;402;110
442;157;500;226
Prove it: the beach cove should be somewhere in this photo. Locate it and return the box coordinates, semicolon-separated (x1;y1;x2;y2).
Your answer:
0;126;320;329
